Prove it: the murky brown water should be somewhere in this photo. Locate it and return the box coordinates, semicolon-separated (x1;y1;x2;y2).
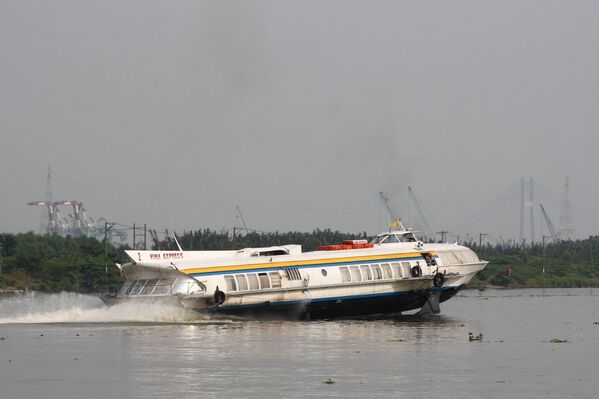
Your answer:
1;288;598;398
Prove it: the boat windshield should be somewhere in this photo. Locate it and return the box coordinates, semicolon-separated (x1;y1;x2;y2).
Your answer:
371;232;417;244
119;278;204;297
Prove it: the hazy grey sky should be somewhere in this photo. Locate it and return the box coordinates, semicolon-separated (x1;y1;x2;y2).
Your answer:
1;0;598;242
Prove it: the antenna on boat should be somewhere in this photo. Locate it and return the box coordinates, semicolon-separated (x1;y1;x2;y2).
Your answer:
173;233;183;251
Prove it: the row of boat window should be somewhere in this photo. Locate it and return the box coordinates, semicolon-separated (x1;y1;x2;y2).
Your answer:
119;278;203;297
225;262;420;293
225;267;306;292
437;250;480;266
339;262;417;283
225;272;282;292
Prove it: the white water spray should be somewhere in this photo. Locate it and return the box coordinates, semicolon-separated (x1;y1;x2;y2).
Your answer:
0;292;208;324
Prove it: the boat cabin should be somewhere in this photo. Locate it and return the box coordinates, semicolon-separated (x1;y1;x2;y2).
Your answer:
234;245;302;257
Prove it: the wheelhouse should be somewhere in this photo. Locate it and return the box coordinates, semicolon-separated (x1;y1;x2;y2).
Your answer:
371;230;418;244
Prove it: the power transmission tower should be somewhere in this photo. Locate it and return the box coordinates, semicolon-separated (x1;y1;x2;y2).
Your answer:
558;177;575;240
39;166;53;234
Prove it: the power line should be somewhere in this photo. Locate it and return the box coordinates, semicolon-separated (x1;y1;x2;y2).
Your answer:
436;231;448;242
453;182;519;234
53;177;379;213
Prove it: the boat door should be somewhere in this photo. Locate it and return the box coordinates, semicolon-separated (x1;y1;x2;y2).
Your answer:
421;253;437;276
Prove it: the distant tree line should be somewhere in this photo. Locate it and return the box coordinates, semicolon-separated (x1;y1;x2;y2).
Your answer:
1;230;598;292
468;237;599;288
0;232;126;292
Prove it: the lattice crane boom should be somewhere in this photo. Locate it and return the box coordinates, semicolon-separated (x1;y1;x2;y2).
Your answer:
378;191;406;231
539;204;558;242
407;186;435;239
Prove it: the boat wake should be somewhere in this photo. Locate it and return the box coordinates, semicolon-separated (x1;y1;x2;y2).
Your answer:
0;291;209;324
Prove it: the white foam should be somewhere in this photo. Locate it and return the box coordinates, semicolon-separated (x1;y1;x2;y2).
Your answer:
0;291;207;324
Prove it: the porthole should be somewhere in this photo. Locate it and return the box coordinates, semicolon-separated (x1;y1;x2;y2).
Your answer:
321;269;327;276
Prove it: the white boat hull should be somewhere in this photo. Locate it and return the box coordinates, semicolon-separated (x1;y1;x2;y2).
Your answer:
105;235;488;319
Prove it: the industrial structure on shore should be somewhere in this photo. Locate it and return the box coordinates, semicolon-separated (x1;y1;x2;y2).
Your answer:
385;176;576;247
27;168;578;248
28;168;126;242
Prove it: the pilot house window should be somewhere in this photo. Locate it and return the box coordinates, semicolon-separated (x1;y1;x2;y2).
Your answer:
122;281;136;296
153;279;174;295
139;279;156;295
131;280;147;296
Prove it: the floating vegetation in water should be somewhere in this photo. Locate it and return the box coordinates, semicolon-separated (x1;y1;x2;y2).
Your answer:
549;338;569;343
218;324;244;330
323;378;336;385
469;332;483;341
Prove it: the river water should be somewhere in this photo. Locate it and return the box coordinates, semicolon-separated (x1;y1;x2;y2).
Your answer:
0;288;598;398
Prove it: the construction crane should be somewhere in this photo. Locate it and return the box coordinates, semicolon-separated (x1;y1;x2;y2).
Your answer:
407;186;435;239
539;204;559;243
236;206;250;233
29;169;127;242
55;201;83;231
54;200;97;234
378;191;405;230
28;199;126;242
30;200;104;236
27;201;68;234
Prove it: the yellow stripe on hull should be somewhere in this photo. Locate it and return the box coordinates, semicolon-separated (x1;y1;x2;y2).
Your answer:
182;251;433;275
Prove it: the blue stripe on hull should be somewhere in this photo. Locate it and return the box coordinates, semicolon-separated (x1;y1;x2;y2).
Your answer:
208;286;458;317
